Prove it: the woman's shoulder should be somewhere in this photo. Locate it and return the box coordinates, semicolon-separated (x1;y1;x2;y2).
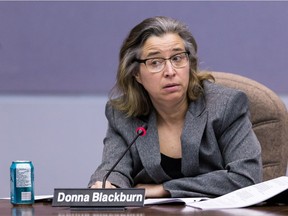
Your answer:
203;80;247;99
105;100;148;129
201;80;249;113
105;101;126;120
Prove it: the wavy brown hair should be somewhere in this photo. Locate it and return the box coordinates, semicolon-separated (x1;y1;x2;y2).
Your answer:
109;16;214;117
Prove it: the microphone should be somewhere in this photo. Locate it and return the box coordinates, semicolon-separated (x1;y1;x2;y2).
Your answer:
52;124;148;210
102;124;148;188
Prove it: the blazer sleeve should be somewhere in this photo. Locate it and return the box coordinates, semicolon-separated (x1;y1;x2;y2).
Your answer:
163;90;263;198
88;103;134;188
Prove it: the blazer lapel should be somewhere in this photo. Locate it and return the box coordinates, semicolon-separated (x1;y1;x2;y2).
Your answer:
181;96;207;176
135;111;171;183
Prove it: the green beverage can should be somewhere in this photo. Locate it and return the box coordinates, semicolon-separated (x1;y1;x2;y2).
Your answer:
10;161;35;205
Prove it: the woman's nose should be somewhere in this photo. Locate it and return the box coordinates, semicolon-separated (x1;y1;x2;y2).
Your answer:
163;60;176;77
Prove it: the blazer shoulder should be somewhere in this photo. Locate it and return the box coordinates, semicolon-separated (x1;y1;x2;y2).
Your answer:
203;80;248;100
104;101;148;134
202;81;249;116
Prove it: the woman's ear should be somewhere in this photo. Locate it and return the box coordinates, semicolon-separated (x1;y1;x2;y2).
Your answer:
134;73;142;84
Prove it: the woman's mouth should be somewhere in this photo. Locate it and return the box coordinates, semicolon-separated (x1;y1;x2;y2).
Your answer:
163;83;180;92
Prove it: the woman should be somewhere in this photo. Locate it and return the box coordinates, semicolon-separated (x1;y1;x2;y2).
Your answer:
88;16;262;198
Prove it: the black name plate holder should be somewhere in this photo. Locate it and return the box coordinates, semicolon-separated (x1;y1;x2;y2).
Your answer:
52;188;145;210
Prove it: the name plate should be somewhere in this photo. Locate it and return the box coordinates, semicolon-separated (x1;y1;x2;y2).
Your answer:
52;188;145;207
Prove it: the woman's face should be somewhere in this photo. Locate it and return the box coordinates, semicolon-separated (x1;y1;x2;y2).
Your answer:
135;33;190;107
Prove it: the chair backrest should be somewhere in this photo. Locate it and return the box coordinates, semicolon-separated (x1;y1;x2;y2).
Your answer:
211;71;288;181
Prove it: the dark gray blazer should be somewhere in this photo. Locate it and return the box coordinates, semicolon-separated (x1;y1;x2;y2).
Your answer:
88;81;263;198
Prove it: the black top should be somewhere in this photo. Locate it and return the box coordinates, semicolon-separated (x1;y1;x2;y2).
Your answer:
160;153;184;179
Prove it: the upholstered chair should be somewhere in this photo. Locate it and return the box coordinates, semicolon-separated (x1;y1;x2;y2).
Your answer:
211;71;288;181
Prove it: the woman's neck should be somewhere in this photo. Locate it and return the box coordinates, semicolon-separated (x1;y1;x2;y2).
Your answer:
154;98;188;126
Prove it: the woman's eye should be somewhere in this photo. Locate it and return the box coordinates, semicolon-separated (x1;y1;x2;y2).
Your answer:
172;55;182;62
150;59;163;66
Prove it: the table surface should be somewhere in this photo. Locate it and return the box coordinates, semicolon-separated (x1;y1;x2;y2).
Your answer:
1;199;288;216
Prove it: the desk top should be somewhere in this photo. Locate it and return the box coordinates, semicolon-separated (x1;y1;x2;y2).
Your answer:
1;200;288;216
